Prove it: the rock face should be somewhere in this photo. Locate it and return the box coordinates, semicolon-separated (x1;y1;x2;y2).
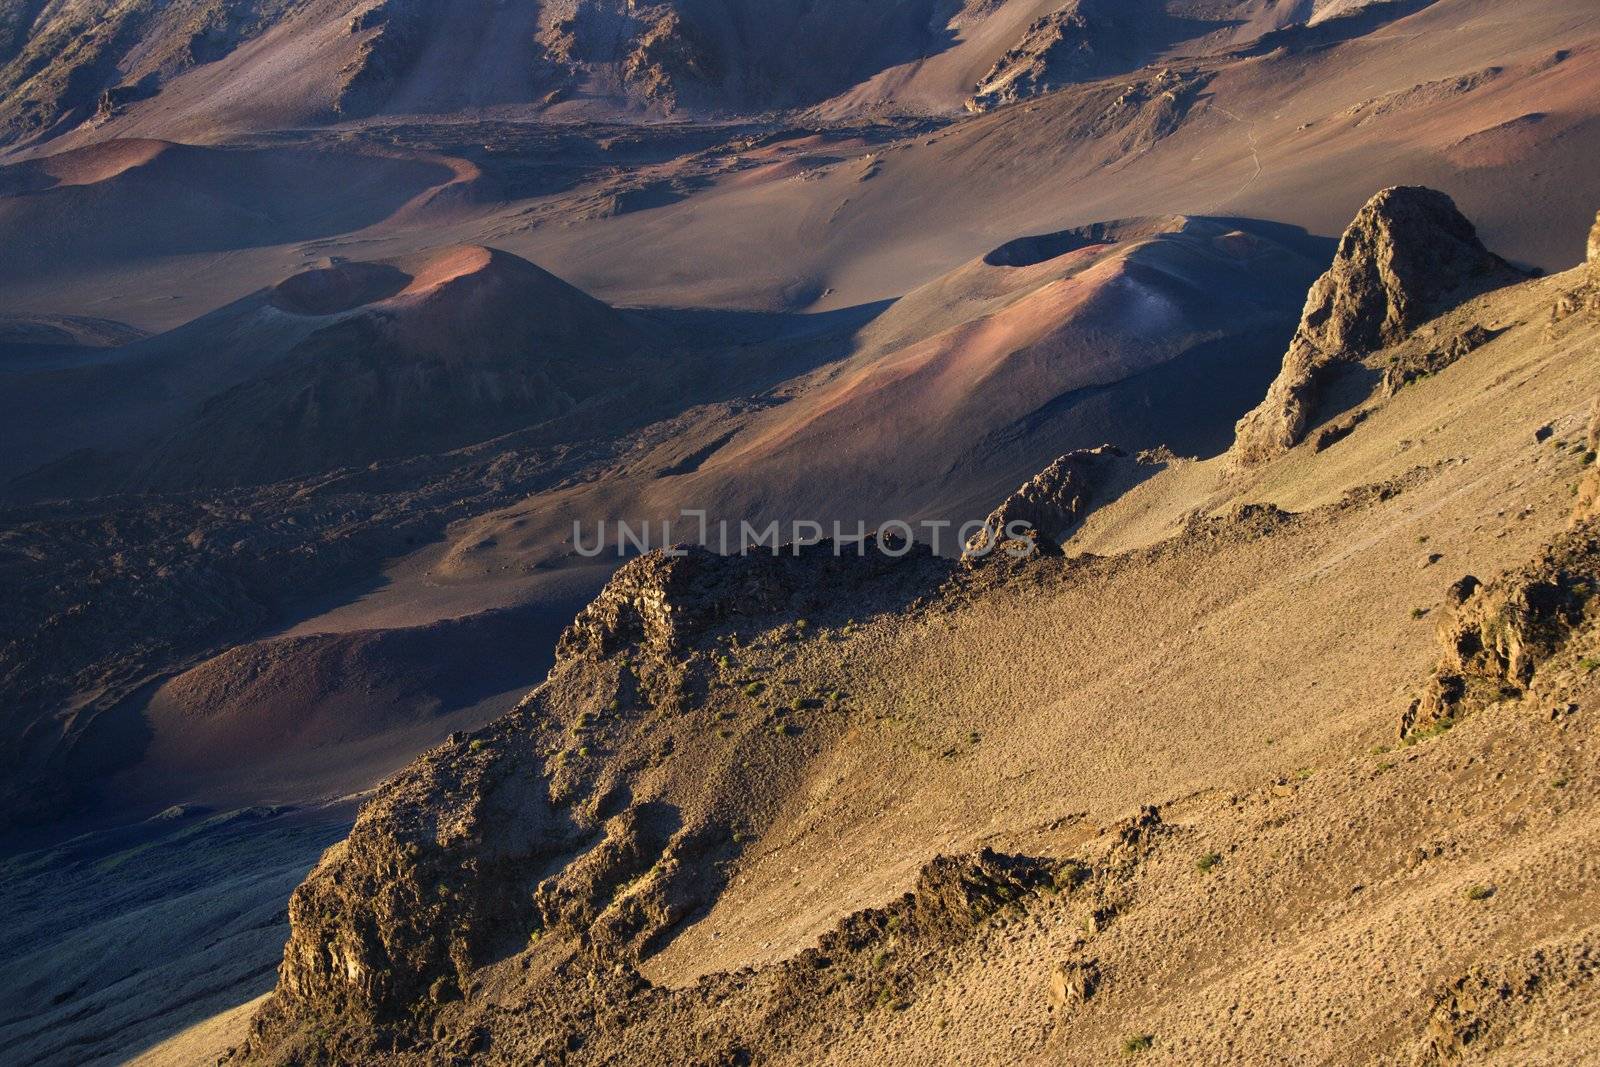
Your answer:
965;445;1129;557
1380;324;1496;396
968;0;1128;111
0;0;297;141
559;539;935;661
336;0;433;117
1589;210;1600;268
1231;187;1514;466
1402;521;1600;737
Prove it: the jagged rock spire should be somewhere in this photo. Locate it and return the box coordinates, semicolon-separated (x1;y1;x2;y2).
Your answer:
1231;187;1514;467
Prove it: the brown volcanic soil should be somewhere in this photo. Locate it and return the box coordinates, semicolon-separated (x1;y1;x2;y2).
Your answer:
1;1;1595;334
0;3;1597;1062
231;257;1600;1065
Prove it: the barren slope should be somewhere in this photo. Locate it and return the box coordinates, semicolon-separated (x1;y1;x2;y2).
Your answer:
230;215;1600;1065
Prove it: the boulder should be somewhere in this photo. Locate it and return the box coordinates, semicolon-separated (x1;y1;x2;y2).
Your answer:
1048;959;1100;1010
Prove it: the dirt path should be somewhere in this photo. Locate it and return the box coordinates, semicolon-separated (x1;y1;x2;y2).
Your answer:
1209;102;1264;211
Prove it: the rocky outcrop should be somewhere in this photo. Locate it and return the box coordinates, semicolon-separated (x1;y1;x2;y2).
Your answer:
239;538;944;1056
1232;187;1516;466
234;728;566;1067
0;0;293;142
1401;521;1600;737
1416;935;1600;1065
558;539;935;661
1380;324;1496;396
539;2;722;113
336;0;433;117
968;0;1128;111
964;445;1141;558
619;7;722;109
1048;959;1100;1010
1589;210;1600;269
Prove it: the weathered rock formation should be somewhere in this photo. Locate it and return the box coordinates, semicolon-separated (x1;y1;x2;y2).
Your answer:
968;0;1130;112
238;537;946;1059
964;445;1130;557
335;0;433;116
559;539;936;661
1402;520;1600;737
0;0;296;141
1380;324;1496;396
1231;187;1515;466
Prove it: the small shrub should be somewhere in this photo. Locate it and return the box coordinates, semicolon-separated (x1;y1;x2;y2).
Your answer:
1121;1034;1154;1055
1410;607;1429;619
1404;717;1455;745
1053;861;1091;891
1580;658;1600;674
468;739;486;753
1465;884;1495;901
1551;776;1569;789
1196;852;1221;874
